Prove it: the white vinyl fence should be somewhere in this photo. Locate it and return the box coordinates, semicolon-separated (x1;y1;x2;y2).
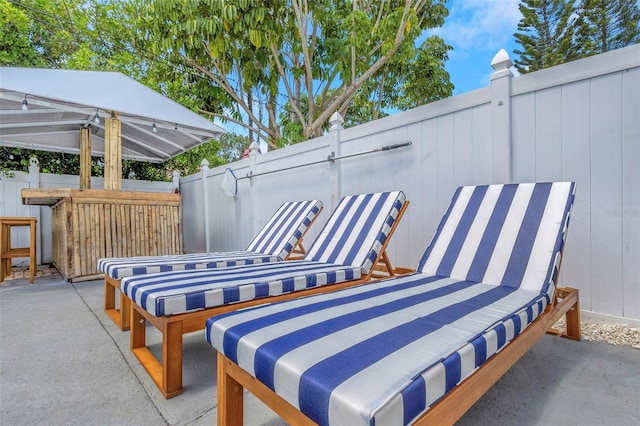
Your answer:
181;45;640;324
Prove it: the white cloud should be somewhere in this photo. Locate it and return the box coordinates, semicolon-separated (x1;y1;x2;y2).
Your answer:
435;0;521;53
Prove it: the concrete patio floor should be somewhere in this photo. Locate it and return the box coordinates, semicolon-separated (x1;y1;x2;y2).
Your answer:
1;273;639;426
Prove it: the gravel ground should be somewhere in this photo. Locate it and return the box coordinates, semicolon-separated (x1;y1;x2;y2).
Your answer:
554;318;640;350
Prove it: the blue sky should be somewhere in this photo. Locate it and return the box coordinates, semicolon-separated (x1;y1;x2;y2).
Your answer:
435;0;522;94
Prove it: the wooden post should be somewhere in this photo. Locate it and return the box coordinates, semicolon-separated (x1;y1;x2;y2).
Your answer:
104;114;122;190
80;127;92;189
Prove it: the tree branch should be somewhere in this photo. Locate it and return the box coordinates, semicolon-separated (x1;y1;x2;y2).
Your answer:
187;54;274;140
309;0;415;135
198;108;276;149
268;42;306;126
292;0;316;137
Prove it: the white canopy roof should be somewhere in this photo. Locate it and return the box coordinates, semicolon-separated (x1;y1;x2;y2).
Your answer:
0;67;225;163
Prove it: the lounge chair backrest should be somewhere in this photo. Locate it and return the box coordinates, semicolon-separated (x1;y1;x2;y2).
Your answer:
245;200;322;259
417;182;575;296
303;191;406;273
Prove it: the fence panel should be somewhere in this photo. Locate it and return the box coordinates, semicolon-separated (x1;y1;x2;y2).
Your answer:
621;66;640;320
181;45;639;322
180;172;206;253
509;46;640;320
2;45;638;322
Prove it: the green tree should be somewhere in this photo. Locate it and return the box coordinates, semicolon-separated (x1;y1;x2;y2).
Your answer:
574;0;640;56
1;0;237;181
369;34;453;114
1;0;103;68
141;0;452;148
0;0;44;66
514;0;579;73
216;133;249;163
0;146;96;175
0;137;238;182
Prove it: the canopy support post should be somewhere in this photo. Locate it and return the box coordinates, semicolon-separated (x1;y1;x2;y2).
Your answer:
104;114;122;190
80;128;92;189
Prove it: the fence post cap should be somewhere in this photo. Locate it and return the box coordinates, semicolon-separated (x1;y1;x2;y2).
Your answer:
491;49;513;72
329;112;344;132
249;140;261;156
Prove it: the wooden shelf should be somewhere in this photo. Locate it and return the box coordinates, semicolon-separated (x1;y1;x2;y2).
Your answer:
21;188;180;206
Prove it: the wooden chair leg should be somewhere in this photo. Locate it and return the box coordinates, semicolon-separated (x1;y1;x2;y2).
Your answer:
0;226;8;283
120;291;131;331
130;305;146;351
218;355;244;426
29;221;36;284
549;287;582;341
219;353;316;426
564;291;581;341
104;278;129;331
130;302;184;398
104;280;115;308
3;258;11;280
163;321;184;398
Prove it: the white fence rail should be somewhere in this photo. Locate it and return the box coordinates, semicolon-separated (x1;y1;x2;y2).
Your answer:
181;45;640;323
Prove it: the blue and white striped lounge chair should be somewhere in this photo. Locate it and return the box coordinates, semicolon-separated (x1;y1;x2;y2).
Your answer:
207;182;581;426
98;199;322;330
124;191;409;398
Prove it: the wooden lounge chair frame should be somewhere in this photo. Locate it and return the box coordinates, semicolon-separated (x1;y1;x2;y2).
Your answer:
216;286;580;426
129;200;410;398
216;229;580;426
105;207;322;331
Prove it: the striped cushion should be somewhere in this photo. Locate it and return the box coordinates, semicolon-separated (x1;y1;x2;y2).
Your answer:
97;199;322;280
418;182;575;296
245;199;323;259
206;273;547;426
121;191;405;317
98;252;278;280
122;260;361;317
305;191;406;274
